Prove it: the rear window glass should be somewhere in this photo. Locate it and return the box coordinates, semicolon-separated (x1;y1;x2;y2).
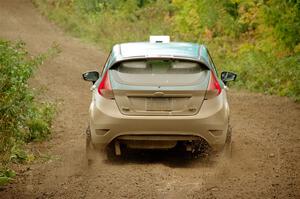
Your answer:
116;60;206;74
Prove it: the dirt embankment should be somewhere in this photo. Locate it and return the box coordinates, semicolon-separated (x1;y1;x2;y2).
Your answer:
0;1;299;198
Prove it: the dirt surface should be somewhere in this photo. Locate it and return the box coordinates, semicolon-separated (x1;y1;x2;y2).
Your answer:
0;1;300;198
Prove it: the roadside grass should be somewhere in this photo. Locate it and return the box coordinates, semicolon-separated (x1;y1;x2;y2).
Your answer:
0;39;60;185
223;48;300;101
32;0;172;51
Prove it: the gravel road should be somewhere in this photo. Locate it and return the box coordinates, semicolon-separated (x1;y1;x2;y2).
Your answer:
0;1;299;198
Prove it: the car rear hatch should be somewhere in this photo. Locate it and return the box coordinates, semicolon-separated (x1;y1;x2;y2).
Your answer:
109;59;210;116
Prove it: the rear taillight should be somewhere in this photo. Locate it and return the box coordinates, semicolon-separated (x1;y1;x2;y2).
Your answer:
206;71;221;98
98;71;114;99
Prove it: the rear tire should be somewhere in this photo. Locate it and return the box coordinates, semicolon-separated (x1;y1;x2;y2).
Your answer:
223;125;232;158
86;126;95;165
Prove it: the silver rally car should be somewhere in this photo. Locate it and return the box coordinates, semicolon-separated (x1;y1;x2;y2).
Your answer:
83;36;237;160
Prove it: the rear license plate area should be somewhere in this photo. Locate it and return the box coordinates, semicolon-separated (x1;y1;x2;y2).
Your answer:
146;97;171;111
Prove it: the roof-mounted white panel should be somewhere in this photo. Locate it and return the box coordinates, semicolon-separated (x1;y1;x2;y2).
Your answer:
149;35;170;43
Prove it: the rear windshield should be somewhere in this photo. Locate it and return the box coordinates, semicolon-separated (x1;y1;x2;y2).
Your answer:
110;59;209;86
115;60;207;74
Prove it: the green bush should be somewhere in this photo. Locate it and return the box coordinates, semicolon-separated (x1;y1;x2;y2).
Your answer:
0;39;57;182
223;48;300;101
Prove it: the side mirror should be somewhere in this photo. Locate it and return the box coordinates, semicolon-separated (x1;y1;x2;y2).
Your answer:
82;71;99;84
221;71;237;85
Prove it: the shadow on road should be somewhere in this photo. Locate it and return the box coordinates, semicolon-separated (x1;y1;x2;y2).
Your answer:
102;149;219;169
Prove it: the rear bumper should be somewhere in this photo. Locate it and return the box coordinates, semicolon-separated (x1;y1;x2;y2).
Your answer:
89;92;229;151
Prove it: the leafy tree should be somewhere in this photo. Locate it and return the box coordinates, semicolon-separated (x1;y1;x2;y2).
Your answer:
263;0;300;50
